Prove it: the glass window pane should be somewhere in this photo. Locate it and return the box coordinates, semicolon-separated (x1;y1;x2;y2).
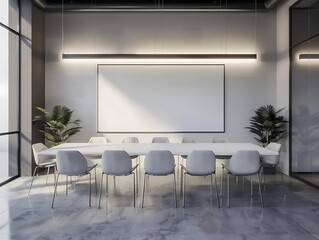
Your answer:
0;0;19;31
0;134;19;183
0;27;19;133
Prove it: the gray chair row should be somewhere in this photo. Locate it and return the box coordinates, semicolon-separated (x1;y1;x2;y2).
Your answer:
30;142;284;209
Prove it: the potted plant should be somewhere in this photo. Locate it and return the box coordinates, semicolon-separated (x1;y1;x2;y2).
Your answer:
246;105;287;147
33;105;82;146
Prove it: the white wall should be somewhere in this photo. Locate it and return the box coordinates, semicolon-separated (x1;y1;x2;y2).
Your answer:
45;10;277;144
276;0;298;175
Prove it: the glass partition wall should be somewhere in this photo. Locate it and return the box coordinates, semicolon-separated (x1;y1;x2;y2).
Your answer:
290;0;319;187
0;0;20;185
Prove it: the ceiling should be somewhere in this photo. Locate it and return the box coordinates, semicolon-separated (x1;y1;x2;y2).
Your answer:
35;0;281;11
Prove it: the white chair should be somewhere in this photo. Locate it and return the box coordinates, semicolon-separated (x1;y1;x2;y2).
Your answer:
87;136;108;173
122;137;139;144
180;150;220;208
122;137;140;162
182;137;196;143
142;150;177;208
181;137;196;158
212;136;230;143
152;137;170;143
88;136;108;143
221;150;263;207
28;143;56;195
261;143;286;190
98;150;138;208
51;150;97;208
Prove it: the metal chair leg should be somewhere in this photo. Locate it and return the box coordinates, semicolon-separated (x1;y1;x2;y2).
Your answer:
89;172;92;207
214;174;220;208
173;172;177;208
66;176;68;195
53;166;57;186
94;168;97;195
133;172;136;207
210;174;214;206
136;168;139;195
142;173;147;208
46;166;50;185
180;165;183;195
227;173;230;208
257;173;264;208
98;173;104;208
106;174;108;195
220;166;224;197
28;166;39;195
183;172;186;208
51;173;60;208
262;167;267;191
250;176;253;197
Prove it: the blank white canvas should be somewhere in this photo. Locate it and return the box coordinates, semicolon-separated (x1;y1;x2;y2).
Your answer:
97;64;224;133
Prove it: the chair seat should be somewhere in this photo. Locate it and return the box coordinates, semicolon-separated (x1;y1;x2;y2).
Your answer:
38;160;56;167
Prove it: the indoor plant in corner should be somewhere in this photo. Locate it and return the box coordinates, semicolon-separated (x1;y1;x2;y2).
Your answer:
33;105;82;146
246;105;288;147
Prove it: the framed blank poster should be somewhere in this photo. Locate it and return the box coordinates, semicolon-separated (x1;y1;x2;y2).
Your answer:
97;64;225;133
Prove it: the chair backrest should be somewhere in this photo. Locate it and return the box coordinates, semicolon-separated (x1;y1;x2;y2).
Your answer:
229;150;260;175
56;150;88;175
32;143;52;165
101;150;132;176
186;150;216;175
122;137;139;143
212;136;229;143
182;137;196;143
144;150;175;175
152;137;170;143
88;137;108;143
263;142;281;165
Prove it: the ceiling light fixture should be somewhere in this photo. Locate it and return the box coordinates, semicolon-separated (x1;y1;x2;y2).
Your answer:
62;53;257;59
299;54;319;60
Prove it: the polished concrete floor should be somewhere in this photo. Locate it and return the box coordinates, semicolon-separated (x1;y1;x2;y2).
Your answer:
1;165;319;240
294;173;319;188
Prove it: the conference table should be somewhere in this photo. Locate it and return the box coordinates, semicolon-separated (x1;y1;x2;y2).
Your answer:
38;142;278;158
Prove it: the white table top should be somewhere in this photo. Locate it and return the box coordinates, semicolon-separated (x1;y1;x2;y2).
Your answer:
38;142;278;158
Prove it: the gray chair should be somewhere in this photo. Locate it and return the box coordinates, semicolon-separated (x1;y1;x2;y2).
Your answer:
98;150;138;208
180;150;220;208
142;150;177;208
29;143;56;195
261;143;286;190
221;150;263;207
51;150;97;208
152;137;170;143
179;137;196;179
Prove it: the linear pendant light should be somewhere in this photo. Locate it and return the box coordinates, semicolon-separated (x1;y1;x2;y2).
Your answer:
62;53;257;60
299;54;319;60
